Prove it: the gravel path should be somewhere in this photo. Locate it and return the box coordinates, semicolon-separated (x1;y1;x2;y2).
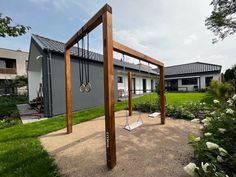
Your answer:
40;110;200;177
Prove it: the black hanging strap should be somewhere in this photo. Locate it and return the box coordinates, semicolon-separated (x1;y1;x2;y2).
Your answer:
77;41;83;86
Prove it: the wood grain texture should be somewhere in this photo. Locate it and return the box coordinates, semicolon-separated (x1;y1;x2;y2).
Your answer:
159;66;165;124
113;41;164;67
65;49;72;133
65;4;112;49
128;72;132;116
102;11;116;169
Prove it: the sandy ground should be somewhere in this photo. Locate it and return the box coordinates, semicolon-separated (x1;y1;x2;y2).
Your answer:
40;110;200;177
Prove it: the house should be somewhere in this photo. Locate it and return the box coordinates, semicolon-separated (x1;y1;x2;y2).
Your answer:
164;62;222;91
28;34;158;117
0;48;28;95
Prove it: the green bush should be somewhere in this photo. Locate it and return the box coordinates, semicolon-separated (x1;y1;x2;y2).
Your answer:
166;105;195;119
0;118;21;129
185;94;236;177
207;80;234;102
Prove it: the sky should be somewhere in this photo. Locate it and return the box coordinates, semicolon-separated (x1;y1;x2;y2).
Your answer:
0;0;236;72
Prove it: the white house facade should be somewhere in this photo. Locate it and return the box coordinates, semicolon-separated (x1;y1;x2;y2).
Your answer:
164;62;222;92
117;70;156;97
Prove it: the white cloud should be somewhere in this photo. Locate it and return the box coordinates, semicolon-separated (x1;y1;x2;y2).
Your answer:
184;34;198;45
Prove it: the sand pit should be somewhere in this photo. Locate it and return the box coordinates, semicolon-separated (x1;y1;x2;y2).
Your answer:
40;110;200;177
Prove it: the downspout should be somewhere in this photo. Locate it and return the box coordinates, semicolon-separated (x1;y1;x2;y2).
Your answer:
46;48;53;117
199;77;201;91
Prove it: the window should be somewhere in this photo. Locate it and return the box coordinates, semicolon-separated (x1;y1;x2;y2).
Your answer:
118;76;123;83
5;59;16;68
205;76;213;87
182;78;198;85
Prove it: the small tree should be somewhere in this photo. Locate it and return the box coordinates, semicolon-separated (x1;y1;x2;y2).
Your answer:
4;75;27;95
0;13;30;37
207;80;234;101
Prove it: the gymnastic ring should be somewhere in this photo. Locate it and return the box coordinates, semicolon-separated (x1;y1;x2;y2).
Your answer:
79;83;86;93
85;82;92;93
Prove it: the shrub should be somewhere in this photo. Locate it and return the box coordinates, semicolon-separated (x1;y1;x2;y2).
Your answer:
207;80;234;102
166;105;195;119
185;95;236;177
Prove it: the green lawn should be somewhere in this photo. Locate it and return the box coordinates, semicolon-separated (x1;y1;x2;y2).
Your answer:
0;92;212;177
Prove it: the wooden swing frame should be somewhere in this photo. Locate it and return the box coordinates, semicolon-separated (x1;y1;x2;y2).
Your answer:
64;4;165;170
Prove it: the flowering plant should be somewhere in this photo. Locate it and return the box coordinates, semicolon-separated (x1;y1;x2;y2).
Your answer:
185;95;236;177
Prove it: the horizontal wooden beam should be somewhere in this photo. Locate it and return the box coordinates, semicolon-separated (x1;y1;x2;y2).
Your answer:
65;4;112;49
113;41;164;67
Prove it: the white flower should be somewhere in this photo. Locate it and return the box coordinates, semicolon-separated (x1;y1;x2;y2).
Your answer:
199;125;204;130
201;118;210;123
221;113;225;117
233;94;236;101
210;111;215;115
217;155;224;162
191;118;200;124
201;162;210;173
226;108;234;114
202;117;211;126
184;163;199;177
203;102;206;105
218;128;226;134
206;142;219;150
204;132;212;137
195;137;201;141
219;147;228;156
227;99;233;106
213;99;219;104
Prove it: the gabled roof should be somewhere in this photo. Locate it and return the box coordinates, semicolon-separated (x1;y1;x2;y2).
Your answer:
31;34;158;75
164;62;221;76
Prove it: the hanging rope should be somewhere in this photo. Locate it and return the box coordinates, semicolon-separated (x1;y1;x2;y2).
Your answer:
77;40;84;92
85;33;91;93
124;58;144;131
122;54;130;129
138;60;143;122
148;63;152;113
78;37;85;93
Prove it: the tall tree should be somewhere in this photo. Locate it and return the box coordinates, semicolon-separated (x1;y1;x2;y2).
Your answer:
0;13;30;37
206;0;236;43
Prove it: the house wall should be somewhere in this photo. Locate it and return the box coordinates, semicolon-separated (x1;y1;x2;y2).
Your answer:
199;73;220;88
165;73;221;91
49;53;118;116
28;70;42;100
28;41;43;101
117;72;156;96
177;77;200;91
0;48;28;80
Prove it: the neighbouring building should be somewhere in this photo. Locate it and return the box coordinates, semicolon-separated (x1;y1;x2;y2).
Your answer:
164;62;222;91
0;48;28;95
28;34;158;117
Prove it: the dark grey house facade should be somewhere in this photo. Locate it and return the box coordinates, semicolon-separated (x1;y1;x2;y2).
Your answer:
28;34;158;117
164;62;222;91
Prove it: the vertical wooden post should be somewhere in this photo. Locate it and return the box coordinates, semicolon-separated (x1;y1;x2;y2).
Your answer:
102;11;116;169
128;72;132;116
159;66;165;124
65;48;72;134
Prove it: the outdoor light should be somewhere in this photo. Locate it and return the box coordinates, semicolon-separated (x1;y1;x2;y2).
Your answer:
36;55;43;60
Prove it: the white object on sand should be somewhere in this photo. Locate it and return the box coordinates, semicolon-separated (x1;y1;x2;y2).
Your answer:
148;112;160;118
124;120;143;131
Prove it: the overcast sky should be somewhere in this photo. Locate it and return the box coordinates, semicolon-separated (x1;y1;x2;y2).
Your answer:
1;0;235;71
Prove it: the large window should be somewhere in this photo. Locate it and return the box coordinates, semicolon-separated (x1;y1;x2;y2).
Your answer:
205;76;213;87
118;76;123;83
182;78;198;85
